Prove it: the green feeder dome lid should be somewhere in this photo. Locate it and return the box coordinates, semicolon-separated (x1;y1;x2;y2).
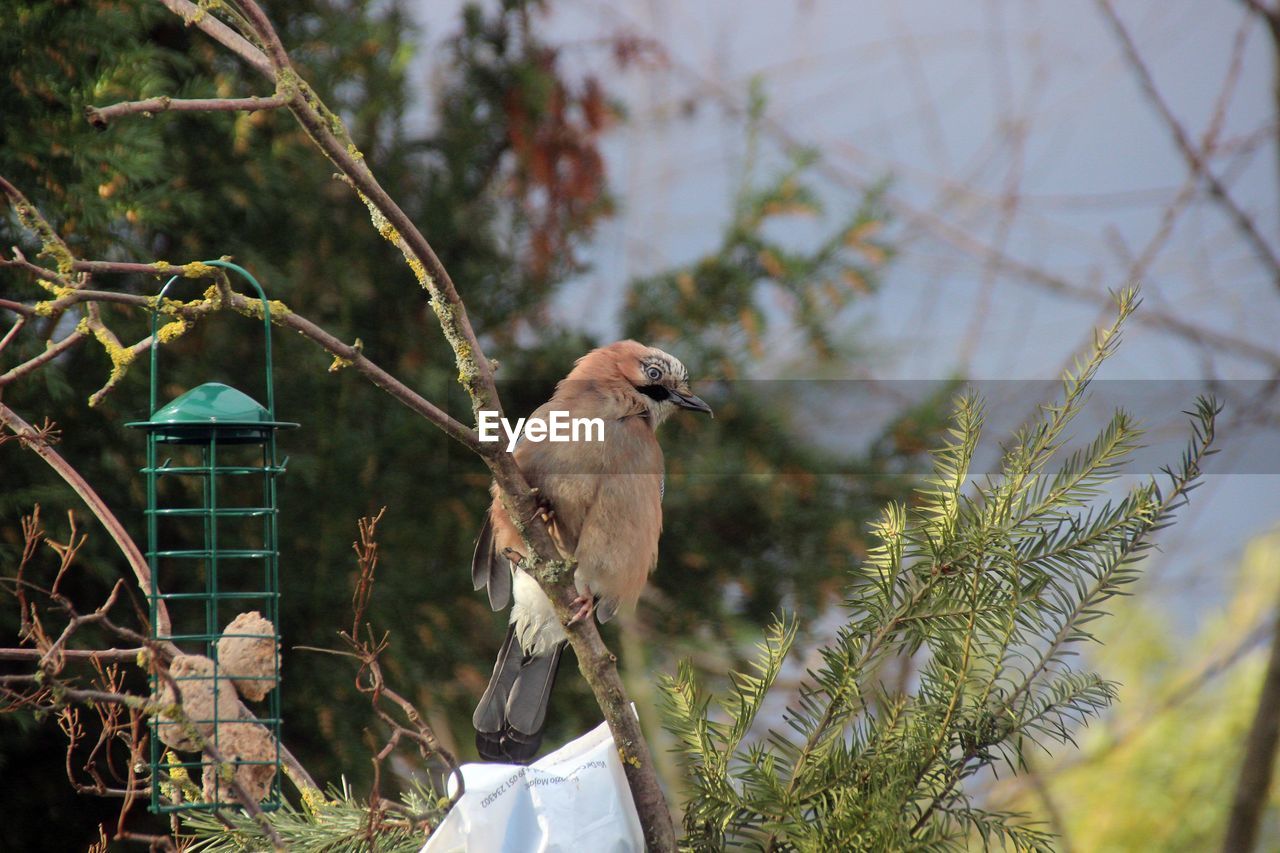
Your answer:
127;382;298;444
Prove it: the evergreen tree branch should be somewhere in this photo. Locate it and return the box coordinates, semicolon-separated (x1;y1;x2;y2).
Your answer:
910;396;1219;838
660;296;1217;849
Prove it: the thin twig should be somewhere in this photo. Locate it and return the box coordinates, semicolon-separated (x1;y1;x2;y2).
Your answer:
0;328;88;387
618;24;1280;372
0;236;479;448
50;0;680;841
1097;0;1280;290
0;647;147;662
0;402;170;638
154;0;272;75
86;94;287;129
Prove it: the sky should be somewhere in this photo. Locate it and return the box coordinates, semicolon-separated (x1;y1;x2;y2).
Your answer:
410;0;1280;625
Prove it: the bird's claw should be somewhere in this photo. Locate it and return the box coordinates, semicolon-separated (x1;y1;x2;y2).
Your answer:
567;589;594;626
528;489;556;526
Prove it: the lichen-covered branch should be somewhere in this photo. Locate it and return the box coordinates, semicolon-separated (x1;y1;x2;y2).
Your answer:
18;0;680;843
154;0;271;75
1;229;480;449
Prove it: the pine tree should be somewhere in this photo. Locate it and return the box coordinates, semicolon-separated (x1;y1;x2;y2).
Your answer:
659;290;1218;851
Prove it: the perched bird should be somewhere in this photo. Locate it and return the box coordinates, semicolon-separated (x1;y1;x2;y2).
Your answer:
471;340;712;763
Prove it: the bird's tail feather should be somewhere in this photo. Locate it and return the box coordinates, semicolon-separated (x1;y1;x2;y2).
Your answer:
473;623;522;733
473;625;565;764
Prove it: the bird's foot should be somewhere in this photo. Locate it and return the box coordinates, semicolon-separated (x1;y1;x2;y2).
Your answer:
567;587;594;626
528;488;556;526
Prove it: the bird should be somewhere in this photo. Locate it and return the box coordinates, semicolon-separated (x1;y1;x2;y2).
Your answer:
471;340;712;763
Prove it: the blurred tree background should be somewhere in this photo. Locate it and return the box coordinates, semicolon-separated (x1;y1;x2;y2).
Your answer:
5;0;1280;849
0;0;927;846
986;531;1280;851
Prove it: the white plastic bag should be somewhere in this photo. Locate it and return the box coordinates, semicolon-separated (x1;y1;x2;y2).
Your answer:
421;720;645;852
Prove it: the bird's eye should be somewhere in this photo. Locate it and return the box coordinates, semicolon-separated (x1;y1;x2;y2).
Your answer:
645;365;662;381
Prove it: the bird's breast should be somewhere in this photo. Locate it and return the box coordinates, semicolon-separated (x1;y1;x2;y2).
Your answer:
511;409;664;609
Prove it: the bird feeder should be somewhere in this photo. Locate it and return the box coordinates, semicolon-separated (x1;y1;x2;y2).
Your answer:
127;260;295;813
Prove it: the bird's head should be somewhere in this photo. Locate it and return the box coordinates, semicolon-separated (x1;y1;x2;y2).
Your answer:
563;340;713;425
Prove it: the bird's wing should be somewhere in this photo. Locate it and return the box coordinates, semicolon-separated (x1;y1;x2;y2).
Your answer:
472;513;512;611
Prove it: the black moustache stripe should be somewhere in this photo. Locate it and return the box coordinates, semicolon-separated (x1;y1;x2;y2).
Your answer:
637;384;670;402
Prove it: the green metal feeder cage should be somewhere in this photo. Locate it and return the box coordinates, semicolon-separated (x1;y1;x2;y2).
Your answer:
127;260;296;813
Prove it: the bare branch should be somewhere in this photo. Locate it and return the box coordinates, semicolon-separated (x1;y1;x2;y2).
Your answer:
72;259;193;277
642;44;1280;373
0;315;27;356
224;292;482;452
153;0;272;76
82;303;153;407
86;94;287;129
0;327;88;387
1223;605;1280;852
61;0;679;840
0;403;170;637
0;647;146;662
235;0;293;70
0;249;69;287
0;230;480;448
1097;0;1280;290
342;509;463;796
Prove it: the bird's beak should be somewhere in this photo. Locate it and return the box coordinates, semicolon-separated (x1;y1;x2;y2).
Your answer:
671;390;713;416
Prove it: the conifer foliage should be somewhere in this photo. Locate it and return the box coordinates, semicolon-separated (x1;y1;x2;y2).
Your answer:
660;291;1218;850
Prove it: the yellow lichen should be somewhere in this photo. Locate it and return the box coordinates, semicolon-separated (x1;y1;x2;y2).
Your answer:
153;295;196;315
152;260;173;273
91;329;136;372
83;319;138;407
365;203;398;243
407;257;430;287
155;319;190;345
14;202;75;277
299;784;329;815
166;752;190;786
161;750;202;803
233;298;291;322
181;261;215;279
